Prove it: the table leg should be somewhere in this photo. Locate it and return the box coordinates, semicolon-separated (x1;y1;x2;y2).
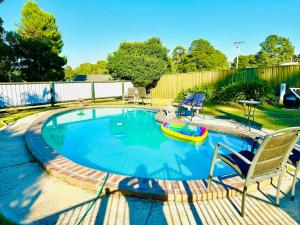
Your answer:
242;104;247;125
247;105;251;130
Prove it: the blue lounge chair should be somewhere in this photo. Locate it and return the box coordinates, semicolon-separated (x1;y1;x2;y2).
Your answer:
175;92;195;116
182;93;206;119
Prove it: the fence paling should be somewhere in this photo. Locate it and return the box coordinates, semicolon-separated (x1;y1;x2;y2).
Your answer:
150;65;300;99
0;81;133;108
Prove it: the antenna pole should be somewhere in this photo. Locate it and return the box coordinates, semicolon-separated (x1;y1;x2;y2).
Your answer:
234;42;244;69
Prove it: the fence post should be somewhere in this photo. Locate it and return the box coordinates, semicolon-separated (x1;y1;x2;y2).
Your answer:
91;81;95;103
50;81;55;107
122;80;125;102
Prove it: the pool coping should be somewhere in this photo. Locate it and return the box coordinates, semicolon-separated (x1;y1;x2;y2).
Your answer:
25;105;272;201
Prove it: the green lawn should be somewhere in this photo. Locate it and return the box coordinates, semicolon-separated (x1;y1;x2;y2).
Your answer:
0;99;124;128
204;102;300;130
0;214;17;225
0;101;299;130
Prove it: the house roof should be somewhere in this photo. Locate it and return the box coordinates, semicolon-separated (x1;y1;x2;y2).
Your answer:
72;74;112;82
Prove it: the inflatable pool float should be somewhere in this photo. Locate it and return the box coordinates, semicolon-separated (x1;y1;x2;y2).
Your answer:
161;121;208;142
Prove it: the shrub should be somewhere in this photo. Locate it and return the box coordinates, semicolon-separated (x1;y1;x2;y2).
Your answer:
215;80;277;104
173;85;216;103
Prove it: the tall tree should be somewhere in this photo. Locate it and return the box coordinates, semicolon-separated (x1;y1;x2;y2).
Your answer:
231;55;257;69
187;39;229;71
256;34;294;66
10;1;66;81
17;0;63;54
171;46;187;73
107;37;169;88
0;18;14;81
172;46;186;63
174;39;229;72
7;32;66;81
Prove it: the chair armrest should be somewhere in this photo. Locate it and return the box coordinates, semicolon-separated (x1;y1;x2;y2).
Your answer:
217;142;252;165
254;135;265;142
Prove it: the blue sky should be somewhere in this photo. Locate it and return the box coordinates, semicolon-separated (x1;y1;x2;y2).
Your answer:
1;0;299;67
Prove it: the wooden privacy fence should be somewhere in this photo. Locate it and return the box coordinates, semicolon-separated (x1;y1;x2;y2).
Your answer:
0;81;133;107
150;65;300;99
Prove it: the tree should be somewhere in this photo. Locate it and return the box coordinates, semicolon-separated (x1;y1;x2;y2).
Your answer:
107;37;169;88
293;54;300;62
68;60;109;76
172;46;186;63
94;60;108;74
64;65;76;80
255;34;294;66
173;39;229;73
7;32;66;81
231;55;257;69
171;46;187;72
0;18;14;81
17;0;63;54
9;1;66;81
187;39;229;71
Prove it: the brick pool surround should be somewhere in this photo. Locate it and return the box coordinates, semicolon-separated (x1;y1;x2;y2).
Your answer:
25;105;273;201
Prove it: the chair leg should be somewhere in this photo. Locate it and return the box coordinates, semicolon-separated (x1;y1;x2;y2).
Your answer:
241;186;248;217
207;145;219;188
207;163;215;188
276;171;284;206
291;162;300;201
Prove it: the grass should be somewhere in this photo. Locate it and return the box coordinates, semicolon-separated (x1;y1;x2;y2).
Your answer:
0;214;17;225
204;101;300;130
1;99;300;130
0;98;125;128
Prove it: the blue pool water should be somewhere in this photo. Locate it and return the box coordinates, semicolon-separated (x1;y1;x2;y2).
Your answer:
42;107;253;180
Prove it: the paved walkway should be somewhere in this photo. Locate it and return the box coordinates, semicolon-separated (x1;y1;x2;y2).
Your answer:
0;112;299;225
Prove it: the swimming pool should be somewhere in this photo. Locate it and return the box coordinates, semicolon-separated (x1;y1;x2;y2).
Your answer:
42;107;253;180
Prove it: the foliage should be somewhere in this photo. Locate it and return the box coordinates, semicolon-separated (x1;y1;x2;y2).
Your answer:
107;37;169;88
7;32;66;81
0;18;14;81
2;1;67;81
17;0;63;54
173;85;216;103
255;34;294;66
173;39;229;73
294;54;300;62
215;80;277;104
0;214;17;225
64;61;108;80
231;55;257;69
64;65;75;80
171;45;187;72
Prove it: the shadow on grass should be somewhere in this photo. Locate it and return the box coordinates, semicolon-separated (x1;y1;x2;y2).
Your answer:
214;108;263;130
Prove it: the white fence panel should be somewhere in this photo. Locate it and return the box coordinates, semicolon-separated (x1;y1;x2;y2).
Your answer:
124;82;134;96
0;81;134;107
94;82;123;98
0;83;51;107
54;82;91;102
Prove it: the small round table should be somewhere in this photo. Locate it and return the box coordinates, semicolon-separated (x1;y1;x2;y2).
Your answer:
238;100;260;130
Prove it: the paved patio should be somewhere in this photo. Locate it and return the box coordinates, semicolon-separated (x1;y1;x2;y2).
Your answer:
0;111;299;225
